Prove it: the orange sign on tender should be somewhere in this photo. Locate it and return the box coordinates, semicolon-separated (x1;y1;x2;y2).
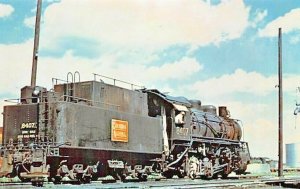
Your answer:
111;119;128;142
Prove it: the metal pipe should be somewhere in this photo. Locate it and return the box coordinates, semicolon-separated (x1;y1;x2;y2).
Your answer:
30;0;42;87
278;27;283;177
73;71;80;99
92;73;145;89
74;71;80;82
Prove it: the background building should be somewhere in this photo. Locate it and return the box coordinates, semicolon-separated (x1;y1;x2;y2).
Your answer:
286;143;300;168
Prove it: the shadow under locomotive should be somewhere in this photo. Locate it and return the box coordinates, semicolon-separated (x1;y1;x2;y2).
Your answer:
0;73;250;185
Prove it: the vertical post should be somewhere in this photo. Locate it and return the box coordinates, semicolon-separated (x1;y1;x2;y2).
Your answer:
30;0;42;87
278;28;283;177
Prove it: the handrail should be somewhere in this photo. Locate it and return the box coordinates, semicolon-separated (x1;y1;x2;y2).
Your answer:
5;97;38;104
52;78;69;89
4;94;120;110
73;71;80;101
93;73;145;90
0;141;71;149
66;72;73;102
74;71;80;83
58;95;120;109
52;78;68;84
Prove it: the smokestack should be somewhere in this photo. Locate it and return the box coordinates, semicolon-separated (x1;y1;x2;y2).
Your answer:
30;0;42;87
218;106;228;118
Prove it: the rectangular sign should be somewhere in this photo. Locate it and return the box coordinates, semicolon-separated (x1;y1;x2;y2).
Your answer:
20;122;37;139
111;119;128;142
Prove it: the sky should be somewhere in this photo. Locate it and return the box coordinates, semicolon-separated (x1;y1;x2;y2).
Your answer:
1;0;300;161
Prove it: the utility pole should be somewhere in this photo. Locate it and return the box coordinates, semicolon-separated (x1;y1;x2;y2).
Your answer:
278;28;283;177
30;0;42;87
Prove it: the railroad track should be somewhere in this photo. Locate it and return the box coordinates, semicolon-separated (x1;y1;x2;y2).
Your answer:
1;176;300;188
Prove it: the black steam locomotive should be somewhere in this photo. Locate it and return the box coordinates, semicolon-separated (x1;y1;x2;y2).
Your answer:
0;72;250;184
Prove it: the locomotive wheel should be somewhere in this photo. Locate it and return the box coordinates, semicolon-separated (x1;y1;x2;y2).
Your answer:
162;170;174;179
137;173;147;181
177;171;185;178
189;172;196;180
212;173;219;179
52;175;62;184
221;165;230;179
188;166;197;180
119;173;126;182
221;173;228;179
151;162;162;173
16;164;31;182
235;163;247;175
177;167;186;178
32;180;44;187
81;175;91;184
6;164;18;178
177;161;188;178
91;174;99;181
112;171;126;181
201;168;213;180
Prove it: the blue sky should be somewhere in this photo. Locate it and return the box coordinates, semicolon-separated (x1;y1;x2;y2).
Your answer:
1;0;300;160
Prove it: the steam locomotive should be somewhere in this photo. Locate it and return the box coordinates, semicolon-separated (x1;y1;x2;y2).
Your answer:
0;72;250;185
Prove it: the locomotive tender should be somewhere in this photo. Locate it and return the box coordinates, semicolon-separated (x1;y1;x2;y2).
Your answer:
0;73;250;183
